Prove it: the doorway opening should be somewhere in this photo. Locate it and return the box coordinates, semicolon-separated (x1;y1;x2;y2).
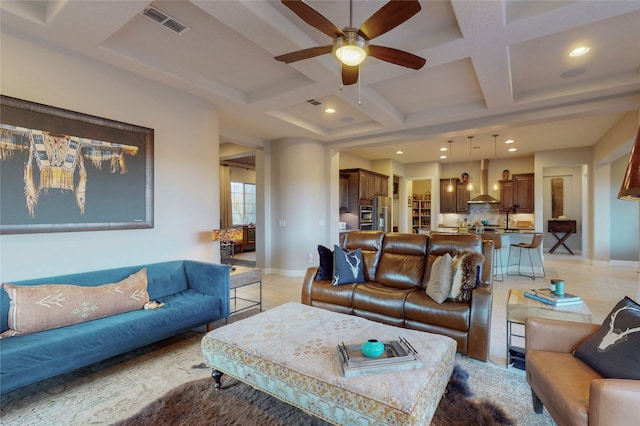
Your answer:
220;147;257;267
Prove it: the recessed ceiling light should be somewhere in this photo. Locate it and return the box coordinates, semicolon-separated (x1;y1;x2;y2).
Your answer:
570;46;590;57
324;107;336;114
440;155;447;159
396;150;403;155
505;139;514;144
440;147;448;151
508;148;517;152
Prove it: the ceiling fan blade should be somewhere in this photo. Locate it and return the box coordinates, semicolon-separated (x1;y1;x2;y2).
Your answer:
275;45;333;63
358;0;421;40
368;45;426;70
281;0;344;38
342;64;359;86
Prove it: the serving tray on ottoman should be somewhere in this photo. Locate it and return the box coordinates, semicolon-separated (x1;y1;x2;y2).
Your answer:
201;302;456;425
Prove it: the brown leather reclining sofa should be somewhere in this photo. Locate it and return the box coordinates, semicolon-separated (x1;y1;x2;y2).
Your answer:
301;231;494;361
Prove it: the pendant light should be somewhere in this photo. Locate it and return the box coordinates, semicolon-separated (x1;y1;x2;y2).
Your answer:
446;140;454;192
492;134;499;191
466;136;474;191
618;126;640;201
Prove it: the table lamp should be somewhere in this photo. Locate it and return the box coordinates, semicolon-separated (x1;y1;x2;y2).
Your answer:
211;227;243;270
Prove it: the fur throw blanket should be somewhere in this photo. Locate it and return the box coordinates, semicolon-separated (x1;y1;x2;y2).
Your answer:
454;250;485;302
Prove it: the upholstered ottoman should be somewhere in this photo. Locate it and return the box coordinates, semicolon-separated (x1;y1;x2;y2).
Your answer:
201;302;456;425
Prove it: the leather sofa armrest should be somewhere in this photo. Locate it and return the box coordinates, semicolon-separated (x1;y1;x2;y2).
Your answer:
301;267;318;305
480;240;494;286
526;318;600;353
468;283;492;361
590;379;640;426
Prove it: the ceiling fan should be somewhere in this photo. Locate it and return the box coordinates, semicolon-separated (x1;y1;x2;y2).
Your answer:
275;0;426;85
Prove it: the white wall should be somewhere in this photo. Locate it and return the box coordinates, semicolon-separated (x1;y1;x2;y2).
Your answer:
270;138;331;275
0;34;220;282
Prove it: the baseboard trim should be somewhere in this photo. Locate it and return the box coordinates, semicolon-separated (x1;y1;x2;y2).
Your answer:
610;260;639;268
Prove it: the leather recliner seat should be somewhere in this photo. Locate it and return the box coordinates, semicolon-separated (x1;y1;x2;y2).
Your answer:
302;231;494;361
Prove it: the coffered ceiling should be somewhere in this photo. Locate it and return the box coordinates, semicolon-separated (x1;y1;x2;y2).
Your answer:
2;1;639;163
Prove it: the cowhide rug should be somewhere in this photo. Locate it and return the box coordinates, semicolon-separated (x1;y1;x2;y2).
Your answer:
115;365;513;425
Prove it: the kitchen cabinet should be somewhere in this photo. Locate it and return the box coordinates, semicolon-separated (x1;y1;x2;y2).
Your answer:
456;182;470;213
375;175;388;196
439;179;468;213
339;174;349;212
500;173;534;213
340;169;389;202
513;173;534;213
499;180;513;212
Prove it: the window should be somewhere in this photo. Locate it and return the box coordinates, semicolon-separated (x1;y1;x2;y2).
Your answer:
231;182;256;225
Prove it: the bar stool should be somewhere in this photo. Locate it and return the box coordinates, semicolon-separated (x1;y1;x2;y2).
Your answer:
483;234;503;282
507;233;545;280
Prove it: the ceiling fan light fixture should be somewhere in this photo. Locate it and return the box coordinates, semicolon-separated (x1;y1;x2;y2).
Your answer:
334;30;368;66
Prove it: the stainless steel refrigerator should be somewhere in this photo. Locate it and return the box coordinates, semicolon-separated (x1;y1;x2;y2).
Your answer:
372;196;391;232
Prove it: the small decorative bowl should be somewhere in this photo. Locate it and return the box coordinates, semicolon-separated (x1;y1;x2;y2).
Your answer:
361;339;385;358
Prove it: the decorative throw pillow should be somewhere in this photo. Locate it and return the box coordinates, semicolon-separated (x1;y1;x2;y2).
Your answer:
315;245;333;281
449;250;484;302
332;245;365;286
426;253;453;304
573;296;640;379
0;268;149;338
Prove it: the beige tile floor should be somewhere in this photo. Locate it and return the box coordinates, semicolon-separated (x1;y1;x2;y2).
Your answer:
234;252;639;367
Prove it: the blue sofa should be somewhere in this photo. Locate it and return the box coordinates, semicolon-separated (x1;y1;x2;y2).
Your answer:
0;260;230;394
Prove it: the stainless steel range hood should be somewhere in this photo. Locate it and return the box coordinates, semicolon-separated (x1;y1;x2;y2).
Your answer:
468;159;500;204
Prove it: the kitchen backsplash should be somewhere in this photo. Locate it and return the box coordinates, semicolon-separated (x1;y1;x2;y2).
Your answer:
440;203;535;228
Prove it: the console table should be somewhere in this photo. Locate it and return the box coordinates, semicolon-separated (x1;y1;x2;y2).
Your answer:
548;220;577;254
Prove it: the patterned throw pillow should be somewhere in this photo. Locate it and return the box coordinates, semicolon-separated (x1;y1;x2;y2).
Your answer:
574;296;640;379
426;253;453;304
331;245;365;286
1;268;149;338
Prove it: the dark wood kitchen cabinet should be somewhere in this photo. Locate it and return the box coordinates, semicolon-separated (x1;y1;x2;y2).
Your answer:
500;173;534;213
340;169;389;203
339;174;349;212
440;179;469;213
456;182;470;213
499;180;513;212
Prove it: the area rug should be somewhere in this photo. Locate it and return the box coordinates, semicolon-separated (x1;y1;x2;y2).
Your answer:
115;365;513;426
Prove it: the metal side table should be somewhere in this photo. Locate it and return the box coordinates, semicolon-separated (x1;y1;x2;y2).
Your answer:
506;289;592;368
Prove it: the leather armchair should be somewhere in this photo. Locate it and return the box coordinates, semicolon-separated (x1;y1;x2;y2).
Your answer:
525;318;640;426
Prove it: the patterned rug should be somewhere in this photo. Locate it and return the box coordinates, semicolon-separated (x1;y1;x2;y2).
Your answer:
0;309;555;425
114;365;512;426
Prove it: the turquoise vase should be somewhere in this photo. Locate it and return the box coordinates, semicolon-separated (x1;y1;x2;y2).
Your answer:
361;339;385;358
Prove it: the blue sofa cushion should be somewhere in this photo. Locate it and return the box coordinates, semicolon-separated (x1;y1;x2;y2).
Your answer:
0;289;224;393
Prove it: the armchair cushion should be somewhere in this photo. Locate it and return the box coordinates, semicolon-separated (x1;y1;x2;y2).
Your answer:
574;296;640;380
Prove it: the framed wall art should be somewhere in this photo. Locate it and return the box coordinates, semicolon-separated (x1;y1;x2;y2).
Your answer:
0;95;154;234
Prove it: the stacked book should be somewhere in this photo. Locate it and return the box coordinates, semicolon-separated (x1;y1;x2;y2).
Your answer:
524;288;583;306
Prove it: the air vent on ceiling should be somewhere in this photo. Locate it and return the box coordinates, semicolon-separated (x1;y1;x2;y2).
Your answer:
142;7;190;35
306;99;322;106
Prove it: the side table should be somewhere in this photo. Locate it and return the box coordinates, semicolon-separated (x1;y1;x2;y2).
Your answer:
229;266;262;318
548;220;577;254
506;289;592;368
